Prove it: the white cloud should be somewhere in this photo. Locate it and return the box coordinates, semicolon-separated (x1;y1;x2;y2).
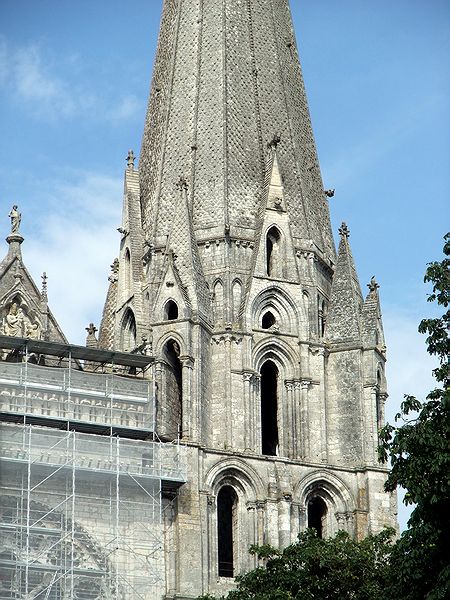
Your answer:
0;39;141;122
23;172;122;343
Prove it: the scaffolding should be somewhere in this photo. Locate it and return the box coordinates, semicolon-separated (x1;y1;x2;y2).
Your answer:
0;423;186;600
0;361;154;434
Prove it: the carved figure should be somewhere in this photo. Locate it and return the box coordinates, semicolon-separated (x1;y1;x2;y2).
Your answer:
3;302;23;337
8;205;21;234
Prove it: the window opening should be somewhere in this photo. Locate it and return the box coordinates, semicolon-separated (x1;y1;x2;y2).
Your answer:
261;311;276;329
260;360;279;456
165;300;179;321
217;486;238;578
122;309;137;352
266;227;281;277
307;496;327;538
163;339;183;438
376;371;383;432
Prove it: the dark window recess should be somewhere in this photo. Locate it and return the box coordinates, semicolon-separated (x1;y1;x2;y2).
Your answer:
307;496;327;538
217;486;238;578
261;360;279;456
262;311;276;329
163;339;183;438
165;300;179;320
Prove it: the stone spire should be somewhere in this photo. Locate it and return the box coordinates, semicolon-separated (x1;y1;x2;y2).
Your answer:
361;276;386;352
139;0;334;261
325;223;363;344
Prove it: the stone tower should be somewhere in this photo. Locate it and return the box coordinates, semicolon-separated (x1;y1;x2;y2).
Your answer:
100;0;397;597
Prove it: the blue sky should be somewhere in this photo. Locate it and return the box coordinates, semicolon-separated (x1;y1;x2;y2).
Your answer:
0;1;449;530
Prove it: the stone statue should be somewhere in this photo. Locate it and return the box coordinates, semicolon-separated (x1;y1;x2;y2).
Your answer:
8;205;21;234
3;302;23;337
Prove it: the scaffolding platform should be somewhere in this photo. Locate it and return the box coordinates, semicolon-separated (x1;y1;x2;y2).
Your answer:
0;423;186;600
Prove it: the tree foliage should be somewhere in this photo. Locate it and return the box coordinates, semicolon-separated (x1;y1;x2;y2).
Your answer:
378;232;450;600
198;529;395;600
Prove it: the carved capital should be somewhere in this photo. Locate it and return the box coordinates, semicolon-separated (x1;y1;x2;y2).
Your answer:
179;355;195;369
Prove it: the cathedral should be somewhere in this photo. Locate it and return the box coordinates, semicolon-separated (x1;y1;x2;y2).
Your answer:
0;1;397;599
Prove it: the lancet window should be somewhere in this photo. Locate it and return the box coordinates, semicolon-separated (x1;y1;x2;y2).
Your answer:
217;486;238;578
260;360;279;456
266;227;282;277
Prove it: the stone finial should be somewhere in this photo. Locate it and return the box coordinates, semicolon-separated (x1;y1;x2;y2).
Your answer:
85;323;98;351
367;276;380;293
339;222;350;239
86;323;98;336
126;149;136;170
41;272;48;298
267;133;281;149
324;189;335;198
176;176;188;192
8;205;21;234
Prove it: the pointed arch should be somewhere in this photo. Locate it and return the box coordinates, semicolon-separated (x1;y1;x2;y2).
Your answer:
213;279;224;324
260;360;279;456
266;226;282;277
232;279;242;323
164;299;179;321
162;338;183;438
120;308;136;351
124;248;132;295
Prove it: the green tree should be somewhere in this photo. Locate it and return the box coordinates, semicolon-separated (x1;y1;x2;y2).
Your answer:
197;529;395;600
378;232;450;600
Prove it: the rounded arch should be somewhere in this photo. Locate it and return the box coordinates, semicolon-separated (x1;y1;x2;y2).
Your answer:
120;308;136;351
295;471;354;513
205;458;265;501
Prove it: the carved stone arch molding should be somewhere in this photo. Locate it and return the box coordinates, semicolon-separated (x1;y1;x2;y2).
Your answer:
0;495;117;600
204;459;265;583
294;471;355;538
250;286;303;335
252;336;297;379
154;330;187;358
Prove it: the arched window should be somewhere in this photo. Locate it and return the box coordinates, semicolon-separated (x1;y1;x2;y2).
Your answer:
261;311;276;329
217;486;238;578
260;360;279;456
163;339;183;438
307;496;327;538
266;227;281;277
124;248;131;291
214;280;224;323
318;297;326;337
232;280;242;322
164;300;179;321
121;309;137;351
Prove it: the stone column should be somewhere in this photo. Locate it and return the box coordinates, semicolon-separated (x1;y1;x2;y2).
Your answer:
290;502;301;543
253;374;261;453
242;371;254;451
246;502;258;569
299;380;310;458
180;355;195;440
284;381;295;457
256;501;265;546
278;494;292;549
